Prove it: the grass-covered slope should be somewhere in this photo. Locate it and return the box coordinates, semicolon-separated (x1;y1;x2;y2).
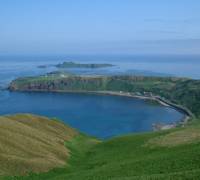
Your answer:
9;119;200;180
0;114;79;176
1;114;200;179
9;75;200;116
65;124;200;179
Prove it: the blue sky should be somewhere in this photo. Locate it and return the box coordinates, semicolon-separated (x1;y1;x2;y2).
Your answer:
0;0;200;55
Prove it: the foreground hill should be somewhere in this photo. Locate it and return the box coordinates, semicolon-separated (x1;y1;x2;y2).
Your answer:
3;117;200;180
0;114;79;176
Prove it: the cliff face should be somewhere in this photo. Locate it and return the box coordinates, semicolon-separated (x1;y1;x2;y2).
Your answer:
9;76;109;91
9;75;179;92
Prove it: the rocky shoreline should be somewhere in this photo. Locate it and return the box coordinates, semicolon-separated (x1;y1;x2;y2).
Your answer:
61;90;191;130
88;91;192;128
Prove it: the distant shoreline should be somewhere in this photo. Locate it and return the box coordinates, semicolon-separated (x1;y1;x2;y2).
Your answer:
85;91;192;125
85;90;192;130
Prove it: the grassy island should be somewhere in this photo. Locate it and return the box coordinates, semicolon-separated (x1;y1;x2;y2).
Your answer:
55;61;114;68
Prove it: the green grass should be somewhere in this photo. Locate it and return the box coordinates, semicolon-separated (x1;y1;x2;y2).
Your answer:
3;118;200;180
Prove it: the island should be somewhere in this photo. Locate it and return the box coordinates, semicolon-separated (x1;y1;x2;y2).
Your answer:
37;64;54;68
37;65;48;69
55;61;114;68
37;65;49;68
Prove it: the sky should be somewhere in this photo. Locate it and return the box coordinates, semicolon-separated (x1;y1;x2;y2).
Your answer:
0;0;200;55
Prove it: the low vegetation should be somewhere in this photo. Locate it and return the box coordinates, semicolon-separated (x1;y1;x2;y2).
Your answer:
2;117;200;179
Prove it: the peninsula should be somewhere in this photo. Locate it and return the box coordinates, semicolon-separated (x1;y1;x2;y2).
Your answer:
9;73;199;117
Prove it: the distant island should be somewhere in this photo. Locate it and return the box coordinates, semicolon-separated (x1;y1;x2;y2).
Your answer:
37;61;114;69
55;61;114;68
37;65;49;68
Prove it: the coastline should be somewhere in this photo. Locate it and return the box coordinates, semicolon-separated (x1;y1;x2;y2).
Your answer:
87;91;192;126
9;88;192;130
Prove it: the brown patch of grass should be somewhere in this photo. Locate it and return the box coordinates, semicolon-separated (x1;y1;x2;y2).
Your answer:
146;127;200;147
0;114;78;176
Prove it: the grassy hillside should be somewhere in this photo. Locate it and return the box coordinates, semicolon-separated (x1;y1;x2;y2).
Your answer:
9;75;200;116
0;114;80;176
4;118;200;180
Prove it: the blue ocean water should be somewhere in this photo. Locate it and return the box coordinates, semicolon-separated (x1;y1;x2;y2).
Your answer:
0;90;183;139
0;54;196;138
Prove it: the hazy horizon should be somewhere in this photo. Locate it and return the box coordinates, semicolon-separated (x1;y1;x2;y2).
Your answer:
1;0;200;55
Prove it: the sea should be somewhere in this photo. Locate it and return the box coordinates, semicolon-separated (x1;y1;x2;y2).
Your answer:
0;54;199;138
